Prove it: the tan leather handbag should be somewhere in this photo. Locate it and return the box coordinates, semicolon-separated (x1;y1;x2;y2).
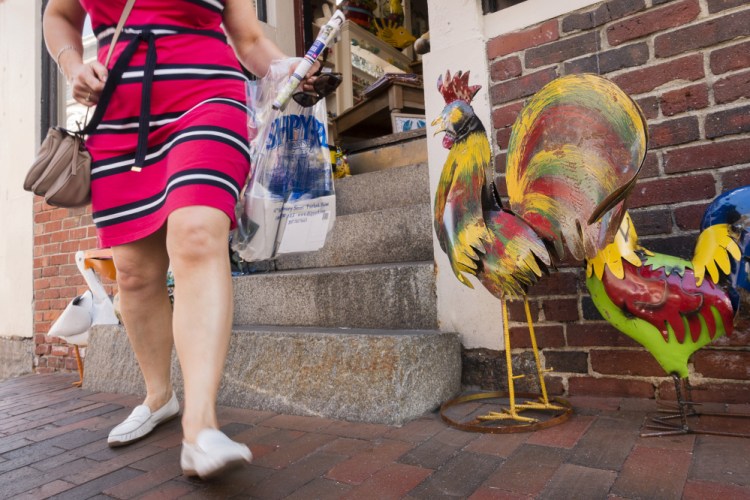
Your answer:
25;129;92;206
24;0;136;208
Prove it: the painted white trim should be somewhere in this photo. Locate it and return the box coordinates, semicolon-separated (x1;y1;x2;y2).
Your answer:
257;0;296;59
483;0;600;39
265;0;277;27
0;0;38;340
423;0;506;349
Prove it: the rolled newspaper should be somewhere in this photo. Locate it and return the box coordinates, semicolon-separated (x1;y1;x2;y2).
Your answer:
272;9;346;110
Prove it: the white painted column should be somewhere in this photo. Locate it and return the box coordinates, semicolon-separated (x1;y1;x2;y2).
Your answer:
423;0;503;349
0;0;39;374
258;0;297;58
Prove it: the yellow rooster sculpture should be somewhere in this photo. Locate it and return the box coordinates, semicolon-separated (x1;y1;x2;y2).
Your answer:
433;70;647;425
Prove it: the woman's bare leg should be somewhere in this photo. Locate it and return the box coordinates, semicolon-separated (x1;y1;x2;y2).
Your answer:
111;226;174;411
166;206;233;443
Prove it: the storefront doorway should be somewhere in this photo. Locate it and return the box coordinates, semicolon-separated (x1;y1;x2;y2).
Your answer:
297;0;430;147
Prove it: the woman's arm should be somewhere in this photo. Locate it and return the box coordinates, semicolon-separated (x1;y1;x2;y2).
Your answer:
43;0;108;106
222;0;286;78
223;0;319;86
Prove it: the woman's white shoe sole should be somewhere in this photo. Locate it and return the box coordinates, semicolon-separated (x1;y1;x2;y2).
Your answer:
180;429;253;479
182;456;249;479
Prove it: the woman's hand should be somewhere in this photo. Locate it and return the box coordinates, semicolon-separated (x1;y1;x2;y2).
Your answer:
68;61;108;107
298;59;322;92
44;0;104;106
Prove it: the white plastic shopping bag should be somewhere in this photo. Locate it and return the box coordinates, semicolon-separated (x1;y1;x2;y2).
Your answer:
231;59;336;262
276;195;336;254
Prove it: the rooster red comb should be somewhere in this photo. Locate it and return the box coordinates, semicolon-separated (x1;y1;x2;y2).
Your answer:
437;70;482;104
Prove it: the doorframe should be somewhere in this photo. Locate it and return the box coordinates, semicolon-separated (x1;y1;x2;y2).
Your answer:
293;0;310;57
40;0;59;139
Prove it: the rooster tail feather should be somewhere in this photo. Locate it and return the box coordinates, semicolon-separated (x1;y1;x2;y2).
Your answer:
692;224;742;287
588;173;638;225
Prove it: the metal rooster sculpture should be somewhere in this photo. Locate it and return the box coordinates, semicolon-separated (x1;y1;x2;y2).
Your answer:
587;186;750;435
433;71;648;425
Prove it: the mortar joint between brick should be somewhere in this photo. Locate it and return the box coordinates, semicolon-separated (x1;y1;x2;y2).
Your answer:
598;26;613;52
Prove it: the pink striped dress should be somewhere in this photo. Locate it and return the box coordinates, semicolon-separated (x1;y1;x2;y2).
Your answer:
81;0;251;248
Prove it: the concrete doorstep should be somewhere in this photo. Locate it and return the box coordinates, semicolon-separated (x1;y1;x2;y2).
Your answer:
83;324;461;425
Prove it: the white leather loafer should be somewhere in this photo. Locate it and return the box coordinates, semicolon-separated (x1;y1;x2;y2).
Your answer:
181;428;253;479
108;391;180;447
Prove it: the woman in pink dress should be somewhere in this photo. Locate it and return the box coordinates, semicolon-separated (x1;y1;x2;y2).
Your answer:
43;0;317;479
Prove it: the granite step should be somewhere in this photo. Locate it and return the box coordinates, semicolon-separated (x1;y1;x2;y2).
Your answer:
83;324;461;425
345;133;429;175
335;162;430;216
275;202;433;270
232;261;437;330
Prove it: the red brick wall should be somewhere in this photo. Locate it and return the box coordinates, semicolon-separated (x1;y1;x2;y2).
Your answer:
32;201;104;374
483;0;750;402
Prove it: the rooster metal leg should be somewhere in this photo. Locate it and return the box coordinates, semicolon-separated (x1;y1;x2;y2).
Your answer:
673;374;690;432
515;299;564;413
441;299;573;432
654;376;701;423
643;374;691;436
643;375;750;438
477;299;536;423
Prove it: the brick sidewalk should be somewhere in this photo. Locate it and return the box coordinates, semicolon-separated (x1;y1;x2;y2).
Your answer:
2;373;750;499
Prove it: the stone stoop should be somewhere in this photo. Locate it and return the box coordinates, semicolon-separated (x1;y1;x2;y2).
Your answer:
333;161;430;216
84;324;460;425
232;262;438;330
84;137;461;425
0;337;33;381
274;203;433;270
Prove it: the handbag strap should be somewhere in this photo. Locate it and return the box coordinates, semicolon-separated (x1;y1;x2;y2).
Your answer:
77;0;136;135
105;0;137;67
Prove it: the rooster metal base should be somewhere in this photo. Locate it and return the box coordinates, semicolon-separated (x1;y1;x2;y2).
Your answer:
440;298;574;433
642;374;750;438
644;412;750;438
440;391;573;433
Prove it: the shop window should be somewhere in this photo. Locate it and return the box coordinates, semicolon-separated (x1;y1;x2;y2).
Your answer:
255;0;268;23
40;0;58;137
482;0;529;14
